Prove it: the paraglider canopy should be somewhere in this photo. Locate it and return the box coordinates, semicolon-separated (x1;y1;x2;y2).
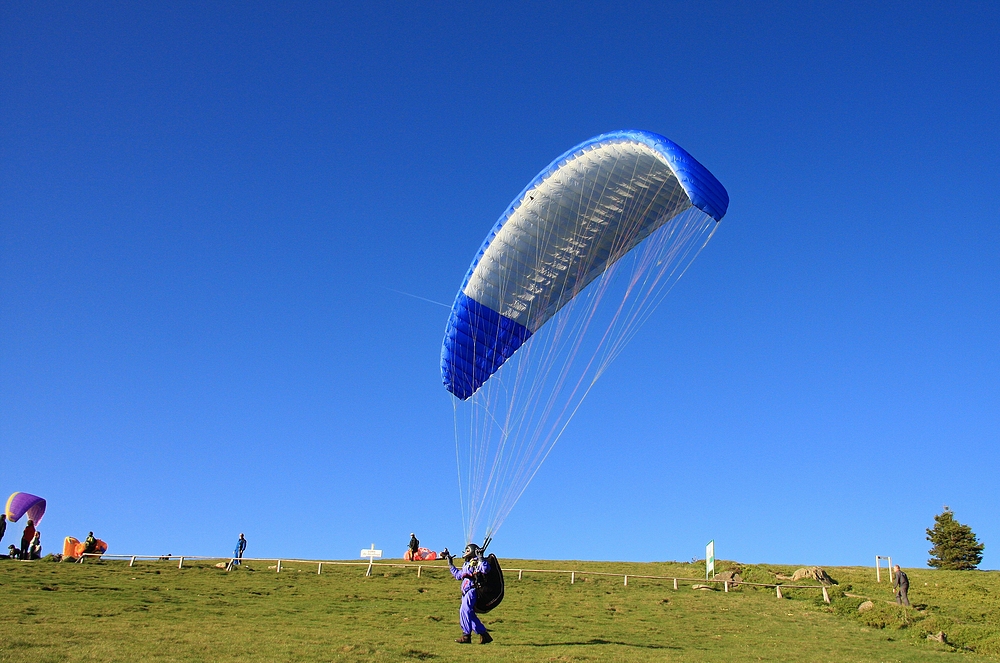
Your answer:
440;129;729;544
441;130;729;400
6;492;46;525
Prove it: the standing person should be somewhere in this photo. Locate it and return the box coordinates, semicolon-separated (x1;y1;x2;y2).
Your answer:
408;533;419;560
20;519;35;558
445;544;493;645
893;565;910;606
234;533;247;565
0;513;6;546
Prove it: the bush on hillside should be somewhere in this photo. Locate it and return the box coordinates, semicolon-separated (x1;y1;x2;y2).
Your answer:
855;601;920;630
738;565;779;587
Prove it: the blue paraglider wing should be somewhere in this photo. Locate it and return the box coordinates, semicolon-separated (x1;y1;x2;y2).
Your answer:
441;130;728;400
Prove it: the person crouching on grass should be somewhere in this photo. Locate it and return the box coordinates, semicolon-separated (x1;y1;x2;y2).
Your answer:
445;543;493;645
27;533;41;560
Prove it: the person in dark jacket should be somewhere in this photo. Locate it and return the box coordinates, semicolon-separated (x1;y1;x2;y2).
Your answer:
0;513;6;546
82;532;98;555
408;533;419;560
20;519;35;558
893;565;910;606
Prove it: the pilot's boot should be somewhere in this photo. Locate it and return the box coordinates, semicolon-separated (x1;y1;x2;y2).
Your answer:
455;633;472;644
479;631;493;645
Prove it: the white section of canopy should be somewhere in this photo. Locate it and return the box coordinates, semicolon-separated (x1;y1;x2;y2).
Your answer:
463;140;693;332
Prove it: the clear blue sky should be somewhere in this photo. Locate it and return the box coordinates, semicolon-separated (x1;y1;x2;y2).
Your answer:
2;2;997;568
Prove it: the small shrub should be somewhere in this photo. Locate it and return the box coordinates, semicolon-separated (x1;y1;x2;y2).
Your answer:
831;594;865;617
738;565;778;587
856;602;923;630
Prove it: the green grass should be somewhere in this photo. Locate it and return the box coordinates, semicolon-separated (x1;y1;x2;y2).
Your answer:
1;556;997;662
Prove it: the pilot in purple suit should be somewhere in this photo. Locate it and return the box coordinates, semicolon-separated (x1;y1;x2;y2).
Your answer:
446;543;493;644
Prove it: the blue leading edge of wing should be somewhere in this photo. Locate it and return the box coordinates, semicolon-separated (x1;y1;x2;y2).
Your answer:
442;292;532;400
441;130;728;400
629;131;729;223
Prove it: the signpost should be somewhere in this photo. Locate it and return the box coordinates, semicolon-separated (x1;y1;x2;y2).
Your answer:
875;555;893;583
706;540;715;580
361;544;382;577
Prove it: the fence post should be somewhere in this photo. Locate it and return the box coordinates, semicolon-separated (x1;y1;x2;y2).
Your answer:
776;585;782;599
178;557;184;569
518;569;522;580
318;563;323;575
276;560;282;573
875;555;881;582
888;557;893;583
822;586;830;603
571;571;575;584
129;556;136;567
673;578;678;590
724;580;729;592
624;575;628;587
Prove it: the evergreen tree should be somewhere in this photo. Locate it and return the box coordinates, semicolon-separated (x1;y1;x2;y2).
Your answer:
926;506;984;570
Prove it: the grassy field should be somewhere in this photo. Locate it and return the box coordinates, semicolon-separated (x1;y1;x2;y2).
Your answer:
1;556;998;662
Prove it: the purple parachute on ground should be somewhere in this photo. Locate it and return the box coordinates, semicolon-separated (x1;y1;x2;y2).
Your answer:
5;492;46;524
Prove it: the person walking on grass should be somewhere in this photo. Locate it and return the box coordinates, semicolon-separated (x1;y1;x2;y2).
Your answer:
445;543;493;645
893;565;910;606
234;533;247;565
20;519;35;559
0;513;6;547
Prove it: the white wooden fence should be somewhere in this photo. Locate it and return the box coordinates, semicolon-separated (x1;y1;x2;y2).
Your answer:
80;553;832;602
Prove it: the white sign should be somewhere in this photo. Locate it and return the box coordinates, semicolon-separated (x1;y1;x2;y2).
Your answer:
706;540;715;579
361;544;382;577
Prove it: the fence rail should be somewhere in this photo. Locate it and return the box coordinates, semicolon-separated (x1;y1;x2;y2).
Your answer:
78;553;832;602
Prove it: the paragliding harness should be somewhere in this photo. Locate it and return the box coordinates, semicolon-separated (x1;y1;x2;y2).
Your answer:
472;537;504;614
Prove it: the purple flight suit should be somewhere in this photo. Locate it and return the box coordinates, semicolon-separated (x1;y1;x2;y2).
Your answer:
449;557;490;635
